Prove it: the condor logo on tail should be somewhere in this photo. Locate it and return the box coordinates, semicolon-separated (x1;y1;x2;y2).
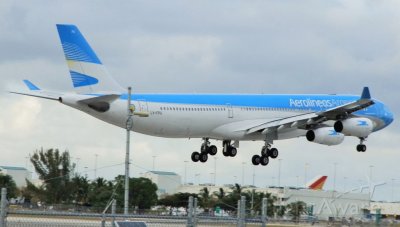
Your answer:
306;175;328;190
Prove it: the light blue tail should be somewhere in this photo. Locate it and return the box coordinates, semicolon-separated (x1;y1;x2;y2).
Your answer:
56;24;123;93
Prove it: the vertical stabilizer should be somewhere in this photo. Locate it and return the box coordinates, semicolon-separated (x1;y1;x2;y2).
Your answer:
306;175;328;190
56;24;123;93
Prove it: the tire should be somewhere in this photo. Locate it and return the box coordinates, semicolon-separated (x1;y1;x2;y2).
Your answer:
191;152;200;162
361;145;367;152
222;148;229;157
199;152;208;162
252;155;261;165
208;145;217;155
229;147;237;157
269;148;279;159
260;156;269;166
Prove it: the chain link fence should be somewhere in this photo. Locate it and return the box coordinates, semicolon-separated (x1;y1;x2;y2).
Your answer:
0;188;382;227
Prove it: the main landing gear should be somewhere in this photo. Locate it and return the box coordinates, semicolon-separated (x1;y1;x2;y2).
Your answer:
356;138;367;152
191;139;237;163
191;138;218;163
251;143;279;166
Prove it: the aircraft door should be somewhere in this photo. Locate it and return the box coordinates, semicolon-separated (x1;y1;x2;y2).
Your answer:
137;100;148;112
227;103;233;118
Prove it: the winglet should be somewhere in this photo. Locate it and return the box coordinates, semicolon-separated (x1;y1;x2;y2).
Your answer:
361;87;371;99
23;80;40;91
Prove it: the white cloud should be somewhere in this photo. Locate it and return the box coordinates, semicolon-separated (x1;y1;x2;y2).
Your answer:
0;0;398;202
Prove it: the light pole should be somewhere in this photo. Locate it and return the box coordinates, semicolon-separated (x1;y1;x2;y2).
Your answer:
76;157;80;174
214;157;217;186
84;166;88;178
278;159;282;188
184;161;188;185
333;162;338;192
392;178;396;202
234;175;237;184
242;162;246;186
152;155;156;171
94;154;98;179
304;163;309;185
252;165;256;186
124;86;133;215
369;165;374;182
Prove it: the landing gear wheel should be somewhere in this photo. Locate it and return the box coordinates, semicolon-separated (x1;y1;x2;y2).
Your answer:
222;149;230;157
229;147;237;157
260;156;269;166
252;155;261;165
208;145;217;155
357;144;366;152
199;152;208;162
191;152;200;162
269;148;279;159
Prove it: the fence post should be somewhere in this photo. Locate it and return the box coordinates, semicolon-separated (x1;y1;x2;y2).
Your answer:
0;188;7;227
186;196;193;227
237;196;246;227
237;199;241;227
240;196;246;227
112;199;116;227
193;197;198;227
261;197;267;227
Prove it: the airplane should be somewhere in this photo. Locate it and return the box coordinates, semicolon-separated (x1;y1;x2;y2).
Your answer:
11;24;394;167
306;175;328;190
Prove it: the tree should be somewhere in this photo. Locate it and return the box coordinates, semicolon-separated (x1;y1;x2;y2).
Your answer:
29;148;75;204
198;187;216;212
115;176;158;210
71;176;90;205
0;174;18;198
286;201;306;221
88;177;114;211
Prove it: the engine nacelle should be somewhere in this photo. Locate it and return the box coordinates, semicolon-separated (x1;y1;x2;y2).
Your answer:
306;128;345;146
334;118;373;138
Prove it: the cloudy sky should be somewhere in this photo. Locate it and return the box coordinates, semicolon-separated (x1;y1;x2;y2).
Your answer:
0;0;399;201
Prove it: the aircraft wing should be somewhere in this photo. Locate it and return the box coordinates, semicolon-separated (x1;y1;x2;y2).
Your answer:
246;87;375;135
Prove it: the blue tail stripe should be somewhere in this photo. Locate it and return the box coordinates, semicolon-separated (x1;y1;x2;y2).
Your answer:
56;24;102;64
69;71;99;87
23;80;40;90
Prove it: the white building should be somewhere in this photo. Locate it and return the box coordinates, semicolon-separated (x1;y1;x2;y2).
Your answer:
143;171;181;196
0;166;31;188
281;188;370;220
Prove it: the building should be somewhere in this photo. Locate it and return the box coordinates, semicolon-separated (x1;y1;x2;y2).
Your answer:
0;166;31;188
281;188;370;220
143;171;181;196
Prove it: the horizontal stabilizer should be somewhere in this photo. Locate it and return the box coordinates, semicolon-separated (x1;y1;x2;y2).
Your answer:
78;94;120;104
23;80;40;91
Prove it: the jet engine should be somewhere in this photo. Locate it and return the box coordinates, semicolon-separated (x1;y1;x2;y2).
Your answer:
306;127;345;146
334;118;373;138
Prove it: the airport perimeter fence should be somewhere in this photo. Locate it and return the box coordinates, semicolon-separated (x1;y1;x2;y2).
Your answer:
0;188;382;227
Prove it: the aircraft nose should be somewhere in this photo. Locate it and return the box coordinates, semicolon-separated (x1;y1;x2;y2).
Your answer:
384;106;394;126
